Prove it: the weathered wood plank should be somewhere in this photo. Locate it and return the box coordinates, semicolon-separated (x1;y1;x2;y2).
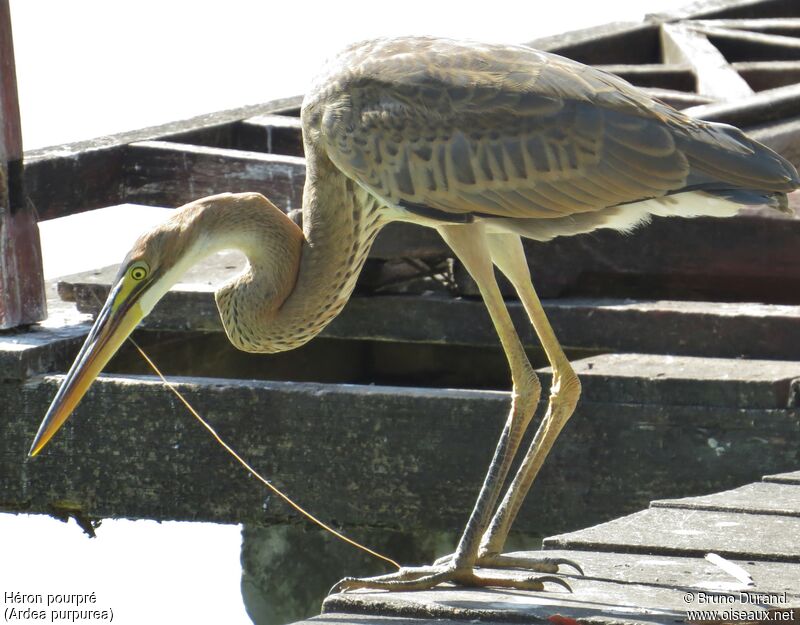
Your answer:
324;580;694;624
687;82;800;128
0;283;90;381
28;284;800;408
0;0;46;328
2;374;507;528
517;212;800;302
323;549;800;623
652;481;800;516
657;0;800;21
24;147;128;221
749;117;800;168
123;141;306;211
61;262;800;360
510;548;800;597
763;470;800;484
240;114;304;156
157;114;305;157
642;87;716;108
3;373;798;531
529;23;661;65
22;96;302;219
324;552;797;624
695;18;800;36
661;23;754;99
595;63;696;91
0;323;86;381
544;507;800;562
548;353;800;409
369;202;798;301
700;24;800;62
733;60;800;91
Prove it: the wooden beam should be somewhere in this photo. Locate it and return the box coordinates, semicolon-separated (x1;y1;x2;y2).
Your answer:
3;373;797;531
595;63;696;91
654;0;800;22
764;470;800;484
642;87;715;108
733;60;800;90
240;114;303;156
698;24;800;62
60;256;800;360
694;17;800;36
749;116;800;169
123;141;306;210
23;96;303;220
24;146;128;221
660;23;753;99
651;481;800;516
545;506;800;561
0;0;45;328
529;22;662;65
686;81;800;127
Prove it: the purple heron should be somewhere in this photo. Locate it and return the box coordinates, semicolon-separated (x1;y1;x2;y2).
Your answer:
30;37;799;592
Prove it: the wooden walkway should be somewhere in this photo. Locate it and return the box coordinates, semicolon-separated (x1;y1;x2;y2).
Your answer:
311;470;800;625
2;1;800;621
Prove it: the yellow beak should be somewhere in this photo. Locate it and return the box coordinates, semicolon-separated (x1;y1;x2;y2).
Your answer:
29;281;145;457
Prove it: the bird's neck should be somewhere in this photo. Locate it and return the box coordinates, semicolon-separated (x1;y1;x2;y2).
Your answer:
265;151;384;351
213;152;384;353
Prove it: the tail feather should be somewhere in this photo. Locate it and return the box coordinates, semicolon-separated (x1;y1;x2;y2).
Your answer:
677;120;800;203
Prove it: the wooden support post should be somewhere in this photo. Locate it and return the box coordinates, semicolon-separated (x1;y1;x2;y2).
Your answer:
0;0;45;328
660;23;753;100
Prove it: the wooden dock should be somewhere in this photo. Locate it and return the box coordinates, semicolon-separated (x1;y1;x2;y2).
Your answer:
2;0;800;621
315;470;800;625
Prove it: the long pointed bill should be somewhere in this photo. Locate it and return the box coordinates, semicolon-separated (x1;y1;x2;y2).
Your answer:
29;282;146;457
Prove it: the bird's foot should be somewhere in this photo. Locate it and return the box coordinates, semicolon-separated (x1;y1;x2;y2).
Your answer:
330;563;572;594
433;551;583;575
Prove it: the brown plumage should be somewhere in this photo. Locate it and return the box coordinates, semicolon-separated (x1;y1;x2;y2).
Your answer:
31;36;799;593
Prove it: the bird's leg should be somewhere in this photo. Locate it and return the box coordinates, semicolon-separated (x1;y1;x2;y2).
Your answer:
475;233;581;568
332;223;568;594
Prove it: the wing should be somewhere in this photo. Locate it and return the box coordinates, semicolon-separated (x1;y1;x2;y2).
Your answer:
307;37;795;221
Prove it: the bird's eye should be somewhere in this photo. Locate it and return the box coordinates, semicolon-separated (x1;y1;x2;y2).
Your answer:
129;263;149;281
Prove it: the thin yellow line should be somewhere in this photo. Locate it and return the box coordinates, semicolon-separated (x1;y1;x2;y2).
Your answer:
129;337;400;570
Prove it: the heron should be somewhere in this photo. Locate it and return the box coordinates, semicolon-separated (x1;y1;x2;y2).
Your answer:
30;36;798;593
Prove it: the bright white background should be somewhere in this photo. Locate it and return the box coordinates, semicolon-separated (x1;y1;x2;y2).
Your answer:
3;1;688;624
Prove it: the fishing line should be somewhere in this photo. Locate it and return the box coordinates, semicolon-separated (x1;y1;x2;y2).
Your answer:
127;335;399;570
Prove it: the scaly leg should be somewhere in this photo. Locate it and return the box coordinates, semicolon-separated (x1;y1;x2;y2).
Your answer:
331;223;567;593
479;233;581;560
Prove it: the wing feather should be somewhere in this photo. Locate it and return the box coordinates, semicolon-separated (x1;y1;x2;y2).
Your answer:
305;37;796;221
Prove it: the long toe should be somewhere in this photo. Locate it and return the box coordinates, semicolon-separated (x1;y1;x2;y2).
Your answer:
471;573;573;592
329;562;573;594
479;553;584;575
330;566;454;594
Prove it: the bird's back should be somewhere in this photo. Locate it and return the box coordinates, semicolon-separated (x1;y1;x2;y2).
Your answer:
302;36;798;238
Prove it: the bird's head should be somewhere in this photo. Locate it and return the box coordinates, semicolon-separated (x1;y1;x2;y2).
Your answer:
29;191;305;457
27;212;193;457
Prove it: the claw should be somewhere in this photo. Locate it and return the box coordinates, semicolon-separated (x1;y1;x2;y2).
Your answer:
478;553;584;576
328;561;575;595
534;575;573;592
542;556;584;576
